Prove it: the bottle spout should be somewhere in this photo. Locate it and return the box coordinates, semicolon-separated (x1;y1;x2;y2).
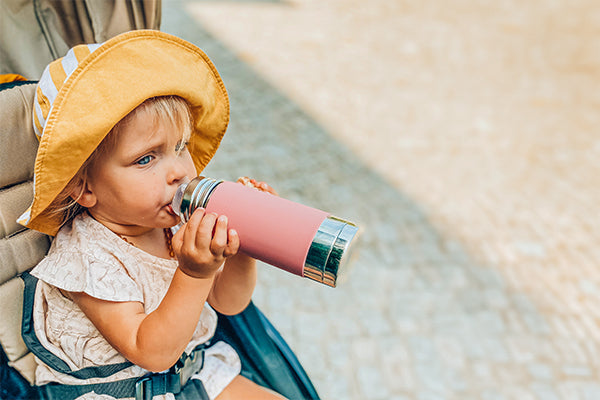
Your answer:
171;182;188;219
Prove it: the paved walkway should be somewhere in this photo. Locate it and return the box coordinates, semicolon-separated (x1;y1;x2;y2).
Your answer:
162;1;600;399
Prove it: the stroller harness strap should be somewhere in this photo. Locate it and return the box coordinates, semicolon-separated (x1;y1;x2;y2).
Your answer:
20;272;209;400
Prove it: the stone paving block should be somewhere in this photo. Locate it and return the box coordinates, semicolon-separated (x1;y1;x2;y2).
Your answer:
414;361;450;394
470;361;496;387
351;337;379;366
561;365;593;378
553;339;589;364
360;310;394;337
393;315;422;335
314;373;353;400
474;310;507;334
506;336;538;363
530;383;561;400
479;337;512;363
504;309;528;334
327;313;363;339
382;360;414;393
527;363;555;381
433;335;466;370
582;341;600;367
325;339;352;373
484;288;511;309
580;383;600;400
556;382;584;400
521;311;553;335
293;342;328;382
503;387;538;400
481;391;507;400
356;365;391;400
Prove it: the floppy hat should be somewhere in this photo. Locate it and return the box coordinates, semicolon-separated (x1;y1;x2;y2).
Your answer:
17;29;230;236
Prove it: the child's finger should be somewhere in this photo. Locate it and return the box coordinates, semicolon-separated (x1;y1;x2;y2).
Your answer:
223;229;240;257
236;176;278;196
196;212;218;249
236;176;252;187
210;215;229;254
258;182;278;196
180;208;205;252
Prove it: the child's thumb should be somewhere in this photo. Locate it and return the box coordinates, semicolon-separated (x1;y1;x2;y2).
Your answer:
171;226;185;253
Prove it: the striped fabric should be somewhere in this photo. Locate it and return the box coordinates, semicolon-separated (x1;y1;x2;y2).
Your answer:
19;43;101;227
32;44;102;139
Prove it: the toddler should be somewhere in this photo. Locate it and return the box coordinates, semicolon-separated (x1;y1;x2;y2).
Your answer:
19;30;285;400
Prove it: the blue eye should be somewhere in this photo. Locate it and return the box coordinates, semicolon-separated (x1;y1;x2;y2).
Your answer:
137;155;153;165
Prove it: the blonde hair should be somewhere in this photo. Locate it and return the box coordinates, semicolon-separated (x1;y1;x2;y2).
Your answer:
46;95;193;228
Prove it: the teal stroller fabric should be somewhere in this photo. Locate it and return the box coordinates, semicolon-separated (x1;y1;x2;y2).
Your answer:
214;304;320;400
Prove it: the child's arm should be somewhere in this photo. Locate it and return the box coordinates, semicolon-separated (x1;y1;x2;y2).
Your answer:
207;178;278;316
70;268;213;372
208;251;257;315
69;209;237;372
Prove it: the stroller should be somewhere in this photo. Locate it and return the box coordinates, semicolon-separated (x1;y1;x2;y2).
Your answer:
0;1;320;399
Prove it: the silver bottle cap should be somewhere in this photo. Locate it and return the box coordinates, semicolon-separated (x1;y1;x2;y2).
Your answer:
172;176;222;222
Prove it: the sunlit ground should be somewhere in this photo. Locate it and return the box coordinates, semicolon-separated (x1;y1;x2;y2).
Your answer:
163;1;600;399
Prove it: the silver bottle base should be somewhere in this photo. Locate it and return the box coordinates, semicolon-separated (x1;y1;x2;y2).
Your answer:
304;216;359;287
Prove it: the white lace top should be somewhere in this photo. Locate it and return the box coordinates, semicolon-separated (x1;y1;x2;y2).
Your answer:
30;213;241;400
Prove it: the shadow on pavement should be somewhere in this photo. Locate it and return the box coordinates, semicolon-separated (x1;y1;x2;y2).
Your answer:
161;7;560;400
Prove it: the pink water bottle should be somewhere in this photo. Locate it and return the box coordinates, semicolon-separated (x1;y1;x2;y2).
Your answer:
171;176;359;287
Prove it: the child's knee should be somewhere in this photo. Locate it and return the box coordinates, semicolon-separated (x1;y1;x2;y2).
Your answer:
216;375;287;400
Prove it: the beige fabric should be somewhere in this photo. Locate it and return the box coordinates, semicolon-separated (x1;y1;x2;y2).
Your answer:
0;0;161;79
0;82;51;384
43;0;161;46
0;227;49;287
0;182;34;238
10;352;37;384
0;83;38;189
0;278;28;362
31;213;240;398
0;0;59;79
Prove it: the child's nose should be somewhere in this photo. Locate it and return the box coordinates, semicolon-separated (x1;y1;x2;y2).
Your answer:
167;158;190;184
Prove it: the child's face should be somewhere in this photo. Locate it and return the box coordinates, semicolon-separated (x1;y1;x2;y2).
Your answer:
85;112;197;233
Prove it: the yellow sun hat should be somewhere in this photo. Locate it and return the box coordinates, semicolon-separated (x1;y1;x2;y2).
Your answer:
18;30;230;236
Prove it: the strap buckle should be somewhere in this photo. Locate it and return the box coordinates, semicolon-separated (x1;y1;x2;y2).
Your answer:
172;347;205;389
134;375;152;400
134;345;206;400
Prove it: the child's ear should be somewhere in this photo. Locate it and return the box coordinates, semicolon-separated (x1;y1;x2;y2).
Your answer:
69;179;97;208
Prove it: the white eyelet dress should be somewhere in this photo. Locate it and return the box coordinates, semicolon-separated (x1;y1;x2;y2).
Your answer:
29;213;241;400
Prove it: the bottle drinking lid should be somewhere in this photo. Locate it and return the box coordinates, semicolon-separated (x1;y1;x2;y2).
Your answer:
171;177;223;222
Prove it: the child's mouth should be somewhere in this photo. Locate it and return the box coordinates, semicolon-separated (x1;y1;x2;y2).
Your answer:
166;204;176;216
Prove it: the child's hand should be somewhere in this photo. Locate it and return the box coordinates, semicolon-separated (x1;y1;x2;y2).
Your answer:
171;208;240;279
237;176;278;196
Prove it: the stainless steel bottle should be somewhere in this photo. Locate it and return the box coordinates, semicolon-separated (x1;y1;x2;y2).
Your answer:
172;176;359;287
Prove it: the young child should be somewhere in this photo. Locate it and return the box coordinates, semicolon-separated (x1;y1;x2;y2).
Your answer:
18;30;286;400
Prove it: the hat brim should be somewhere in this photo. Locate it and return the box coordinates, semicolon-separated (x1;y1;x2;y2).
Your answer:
25;30;229;236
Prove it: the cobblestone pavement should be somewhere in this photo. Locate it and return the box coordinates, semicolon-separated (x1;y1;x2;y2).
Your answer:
162;1;600;399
